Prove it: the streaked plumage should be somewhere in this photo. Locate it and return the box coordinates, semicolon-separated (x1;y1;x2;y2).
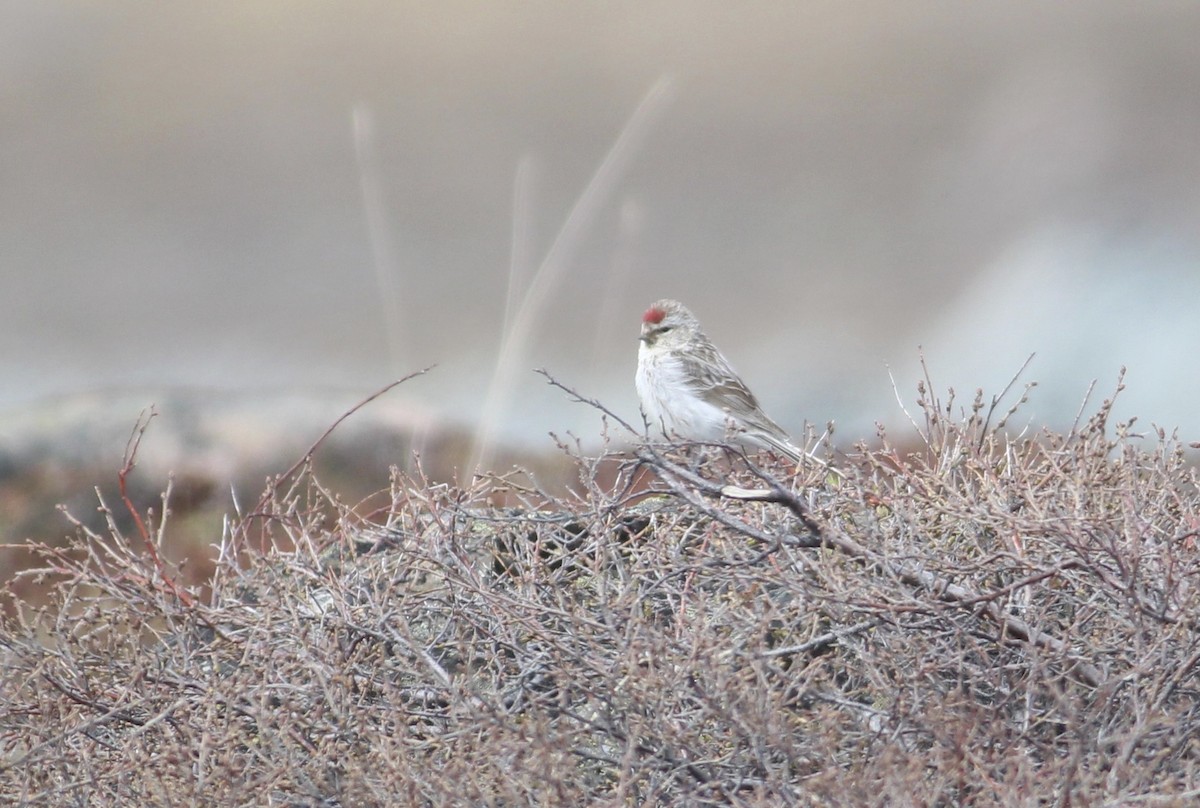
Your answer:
635;299;802;461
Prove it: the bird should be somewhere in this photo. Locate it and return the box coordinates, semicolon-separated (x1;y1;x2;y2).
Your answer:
635;298;804;462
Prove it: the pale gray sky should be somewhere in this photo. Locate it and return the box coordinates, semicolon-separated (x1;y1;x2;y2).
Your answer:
4;1;1199;450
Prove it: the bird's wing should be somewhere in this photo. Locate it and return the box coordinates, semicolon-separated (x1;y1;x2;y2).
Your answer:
678;340;794;442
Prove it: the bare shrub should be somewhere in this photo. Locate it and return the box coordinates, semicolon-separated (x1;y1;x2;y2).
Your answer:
2;372;1199;805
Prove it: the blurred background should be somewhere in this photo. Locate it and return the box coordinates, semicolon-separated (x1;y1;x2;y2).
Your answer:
3;2;1200;547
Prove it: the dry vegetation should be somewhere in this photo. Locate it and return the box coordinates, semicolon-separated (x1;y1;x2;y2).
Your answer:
2;374;1200;806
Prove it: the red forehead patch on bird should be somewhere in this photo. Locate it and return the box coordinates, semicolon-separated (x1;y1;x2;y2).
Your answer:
643;306;665;324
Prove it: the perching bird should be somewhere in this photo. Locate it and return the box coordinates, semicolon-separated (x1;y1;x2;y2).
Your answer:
635;298;803;461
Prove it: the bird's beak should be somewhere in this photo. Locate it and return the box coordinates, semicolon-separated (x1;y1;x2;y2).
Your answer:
639;333;650;344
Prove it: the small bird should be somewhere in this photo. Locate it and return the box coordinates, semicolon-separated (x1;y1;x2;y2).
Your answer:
636;299;804;461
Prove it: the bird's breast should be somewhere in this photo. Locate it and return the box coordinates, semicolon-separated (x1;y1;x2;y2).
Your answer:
635;351;729;440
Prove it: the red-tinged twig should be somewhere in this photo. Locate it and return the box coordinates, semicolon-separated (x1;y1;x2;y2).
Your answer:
116;408;195;608
117;407;156;550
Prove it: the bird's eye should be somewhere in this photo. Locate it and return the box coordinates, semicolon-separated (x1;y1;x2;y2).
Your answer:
659;326;672;333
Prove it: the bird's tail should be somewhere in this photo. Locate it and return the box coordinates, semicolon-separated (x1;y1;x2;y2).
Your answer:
760;432;842;478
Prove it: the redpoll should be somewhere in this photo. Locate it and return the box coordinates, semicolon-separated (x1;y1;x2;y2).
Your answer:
636;299;803;461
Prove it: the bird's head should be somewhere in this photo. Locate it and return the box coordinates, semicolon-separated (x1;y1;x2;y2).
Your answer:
639;299;698;351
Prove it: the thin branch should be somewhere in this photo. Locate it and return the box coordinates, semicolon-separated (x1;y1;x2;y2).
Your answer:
253;366;435;515
978;351;1036;449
